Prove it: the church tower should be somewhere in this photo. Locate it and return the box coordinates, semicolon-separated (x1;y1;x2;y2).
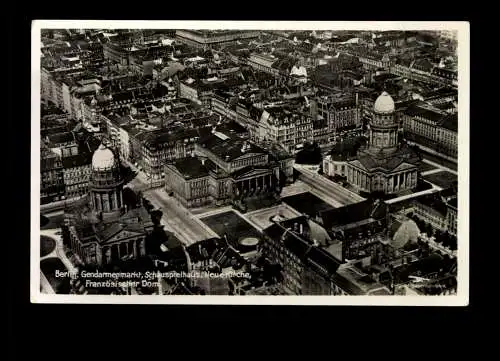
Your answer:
90;143;124;218
367;91;399;155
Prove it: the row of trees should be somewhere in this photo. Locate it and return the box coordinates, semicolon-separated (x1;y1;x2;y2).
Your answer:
407;213;457;251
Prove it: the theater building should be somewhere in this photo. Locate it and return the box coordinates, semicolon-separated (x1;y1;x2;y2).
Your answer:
164;132;281;208
65;143;154;266
346;92;420;195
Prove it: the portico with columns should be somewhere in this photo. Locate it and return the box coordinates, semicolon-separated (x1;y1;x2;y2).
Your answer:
100;236;147;265
232;169;279;199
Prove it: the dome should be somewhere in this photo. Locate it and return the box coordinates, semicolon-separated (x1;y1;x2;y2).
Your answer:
92;144;116;170
391;219;420;249
373;91;395;114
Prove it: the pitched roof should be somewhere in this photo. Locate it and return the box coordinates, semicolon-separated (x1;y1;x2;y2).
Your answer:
47;131;76;145
198;134;267;162
264;218;341;276
172;157;210;179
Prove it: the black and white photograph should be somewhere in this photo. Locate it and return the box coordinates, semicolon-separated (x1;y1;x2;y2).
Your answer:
31;21;469;305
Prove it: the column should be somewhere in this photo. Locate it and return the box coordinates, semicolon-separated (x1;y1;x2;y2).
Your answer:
117;243;121;259
400;173;404;190
133;240;138;258
394;175;398;191
109;192;115;211
119;191;123;208
113;192;118;211
96;193;102;211
125;242;129;257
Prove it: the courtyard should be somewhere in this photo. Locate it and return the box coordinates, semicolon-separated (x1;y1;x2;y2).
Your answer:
200;211;262;252
282;192;334;218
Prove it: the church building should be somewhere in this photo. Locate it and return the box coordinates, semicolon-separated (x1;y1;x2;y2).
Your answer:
64;143;154;266
346;91;420;195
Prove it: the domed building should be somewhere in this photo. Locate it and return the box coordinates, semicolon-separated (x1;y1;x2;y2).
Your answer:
64;143;154;267
345;91;420;195
89;143;124;217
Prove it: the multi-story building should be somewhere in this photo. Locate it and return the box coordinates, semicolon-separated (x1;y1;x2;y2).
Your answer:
412;190;458;236
262;215;391;295
258;106;314;153
316;94;361;136
175;30;260;50
247;54;281;77
140;127;211;180
317;199;389;262
446;197;458;237
390;59;458;87
45;131;79;158
402;103;458;161
262;216;343;295
41;154;65;204
62;153;93;198
341;48;392;70
163;157;213;208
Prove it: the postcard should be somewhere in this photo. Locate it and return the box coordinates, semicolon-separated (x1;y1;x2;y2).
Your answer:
32;20;469;305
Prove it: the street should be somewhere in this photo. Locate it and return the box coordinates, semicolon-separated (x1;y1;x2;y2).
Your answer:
125;166;217;246
143;188;218;246
294;164;365;206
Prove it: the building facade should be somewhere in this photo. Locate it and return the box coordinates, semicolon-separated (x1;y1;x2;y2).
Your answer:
402;104;458;161
62;153;92;199
41;154;65;204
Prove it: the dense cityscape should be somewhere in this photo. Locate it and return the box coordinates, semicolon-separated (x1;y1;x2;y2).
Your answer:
38;28;459;297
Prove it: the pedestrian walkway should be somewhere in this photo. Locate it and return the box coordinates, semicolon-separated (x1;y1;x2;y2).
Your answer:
385;185;441;205
194;205;234;219
421;168;446;176
40;271;55;294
